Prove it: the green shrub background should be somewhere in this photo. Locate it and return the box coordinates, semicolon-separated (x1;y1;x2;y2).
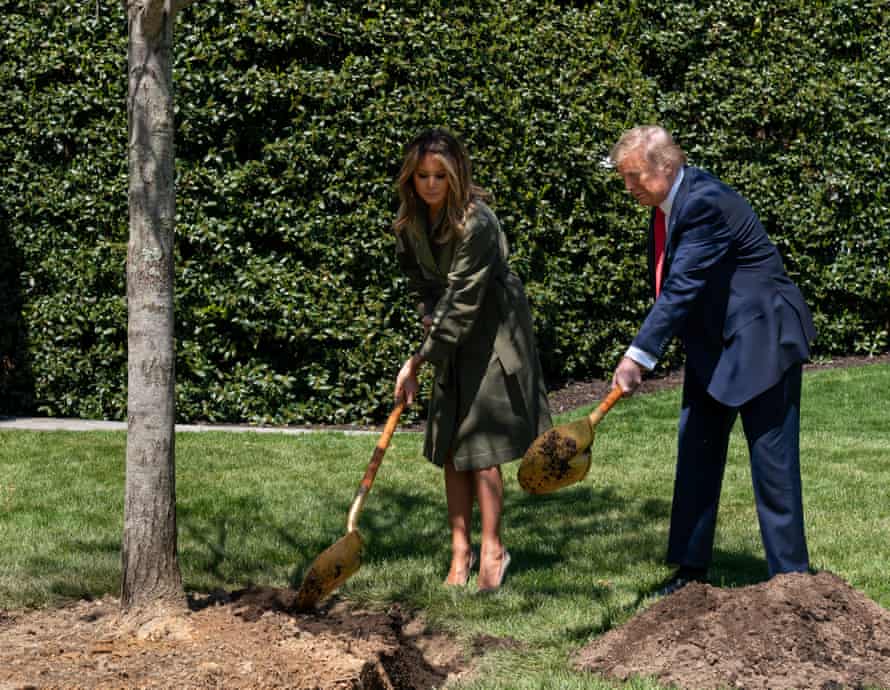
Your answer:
1;0;887;423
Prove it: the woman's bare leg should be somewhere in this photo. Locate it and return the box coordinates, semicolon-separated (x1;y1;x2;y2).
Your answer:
444;457;475;584
475;465;508;590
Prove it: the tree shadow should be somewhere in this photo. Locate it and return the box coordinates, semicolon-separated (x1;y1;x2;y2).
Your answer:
27;538;122;602
175;464;774;624
0;216;35;414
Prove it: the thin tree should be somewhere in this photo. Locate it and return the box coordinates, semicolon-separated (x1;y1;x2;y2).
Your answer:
122;0;197;611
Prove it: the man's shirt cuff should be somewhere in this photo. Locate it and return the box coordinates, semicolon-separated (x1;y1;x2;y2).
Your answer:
625;345;657;371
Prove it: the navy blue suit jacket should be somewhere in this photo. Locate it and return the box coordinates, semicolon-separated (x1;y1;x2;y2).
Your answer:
632;166;816;407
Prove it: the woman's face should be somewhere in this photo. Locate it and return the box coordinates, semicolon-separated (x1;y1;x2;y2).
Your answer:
412;152;449;217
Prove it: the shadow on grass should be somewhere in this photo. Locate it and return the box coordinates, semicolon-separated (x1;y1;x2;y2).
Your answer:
178;492;298;587
19;538;121;603
174;465;773;610
339;481;676;607
705;550;771;589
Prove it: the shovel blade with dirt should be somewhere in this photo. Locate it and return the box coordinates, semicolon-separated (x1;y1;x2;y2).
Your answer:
295;401;405;611
295;531;363;611
518;386;622;494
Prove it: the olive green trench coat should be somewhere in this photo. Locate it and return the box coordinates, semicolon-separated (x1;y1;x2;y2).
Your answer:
395;202;552;471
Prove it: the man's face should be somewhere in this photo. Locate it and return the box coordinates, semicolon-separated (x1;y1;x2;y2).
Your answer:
616;147;673;207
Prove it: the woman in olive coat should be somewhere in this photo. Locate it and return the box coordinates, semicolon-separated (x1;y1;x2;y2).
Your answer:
393;129;552;592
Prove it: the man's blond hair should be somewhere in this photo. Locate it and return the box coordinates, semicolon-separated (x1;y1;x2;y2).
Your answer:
610;125;687;172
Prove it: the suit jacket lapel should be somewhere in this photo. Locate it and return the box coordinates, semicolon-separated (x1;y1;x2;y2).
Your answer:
665;166;695;264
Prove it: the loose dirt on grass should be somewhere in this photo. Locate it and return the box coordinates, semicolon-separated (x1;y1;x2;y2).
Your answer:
574;571;890;690
0;588;474;689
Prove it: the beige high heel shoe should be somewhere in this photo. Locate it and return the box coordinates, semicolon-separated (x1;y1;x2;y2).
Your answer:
444;550;477;587
477;550;511;593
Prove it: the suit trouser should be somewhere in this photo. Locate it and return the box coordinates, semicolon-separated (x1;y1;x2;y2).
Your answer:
666;363;809;576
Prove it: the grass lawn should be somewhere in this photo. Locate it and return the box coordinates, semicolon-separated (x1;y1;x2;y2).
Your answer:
1;363;888;689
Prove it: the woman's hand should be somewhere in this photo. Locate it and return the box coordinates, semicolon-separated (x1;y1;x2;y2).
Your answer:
422;314;433;336
395;354;423;405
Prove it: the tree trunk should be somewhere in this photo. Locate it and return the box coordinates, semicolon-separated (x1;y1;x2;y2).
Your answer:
122;0;185;611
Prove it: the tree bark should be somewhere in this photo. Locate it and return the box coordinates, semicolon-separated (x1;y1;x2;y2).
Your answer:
122;0;185;611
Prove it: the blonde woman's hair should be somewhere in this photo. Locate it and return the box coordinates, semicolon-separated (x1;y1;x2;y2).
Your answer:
610;125;687;174
393;128;490;243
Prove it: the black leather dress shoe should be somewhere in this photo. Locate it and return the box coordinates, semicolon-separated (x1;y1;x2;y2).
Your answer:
655;567;708;597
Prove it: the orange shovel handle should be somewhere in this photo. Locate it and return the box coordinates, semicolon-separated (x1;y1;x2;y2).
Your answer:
587;385;623;427
358;400;406;492
347;400;405;533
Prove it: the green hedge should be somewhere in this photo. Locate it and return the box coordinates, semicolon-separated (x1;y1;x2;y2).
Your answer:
1;0;887;423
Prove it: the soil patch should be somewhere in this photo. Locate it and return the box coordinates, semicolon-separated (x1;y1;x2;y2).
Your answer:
574;571;890;690
0;588;475;689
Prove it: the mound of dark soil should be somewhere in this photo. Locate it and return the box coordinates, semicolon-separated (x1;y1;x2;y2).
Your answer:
573;571;890;690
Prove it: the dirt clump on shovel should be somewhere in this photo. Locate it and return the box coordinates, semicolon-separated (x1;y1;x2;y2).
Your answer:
536;428;579;473
573;570;890;690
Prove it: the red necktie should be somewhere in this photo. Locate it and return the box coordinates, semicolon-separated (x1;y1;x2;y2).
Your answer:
654;208;666;297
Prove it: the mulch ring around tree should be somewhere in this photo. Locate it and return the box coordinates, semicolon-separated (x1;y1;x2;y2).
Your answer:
0;589;481;689
573;570;890;690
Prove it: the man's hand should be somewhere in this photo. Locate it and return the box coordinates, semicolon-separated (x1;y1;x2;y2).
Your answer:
394;354;423;405
612;356;644;396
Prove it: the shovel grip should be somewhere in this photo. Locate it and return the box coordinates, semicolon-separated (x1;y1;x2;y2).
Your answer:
587;385;623;427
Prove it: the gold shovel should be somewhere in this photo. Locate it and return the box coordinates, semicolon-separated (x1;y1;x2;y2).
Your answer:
295;400;405;611
518;386;623;494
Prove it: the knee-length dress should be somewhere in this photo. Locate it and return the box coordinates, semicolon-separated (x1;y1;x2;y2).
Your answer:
395;201;552;471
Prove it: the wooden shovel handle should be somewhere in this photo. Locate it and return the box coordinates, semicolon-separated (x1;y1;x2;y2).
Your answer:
586;385;623;427
347;400;406;533
359;400;406;492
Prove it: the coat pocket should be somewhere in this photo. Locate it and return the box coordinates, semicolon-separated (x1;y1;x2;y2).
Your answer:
722;306;765;340
494;324;522;376
494;324;523;376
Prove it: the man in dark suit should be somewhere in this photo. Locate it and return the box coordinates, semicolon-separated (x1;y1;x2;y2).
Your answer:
610;126;816;595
